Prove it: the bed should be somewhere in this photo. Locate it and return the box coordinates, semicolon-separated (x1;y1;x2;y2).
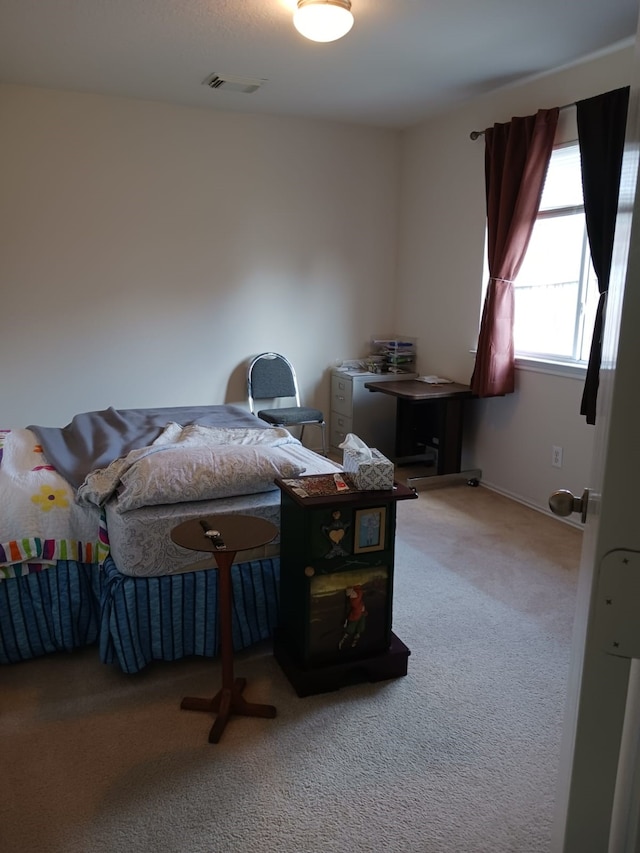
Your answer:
0;405;341;672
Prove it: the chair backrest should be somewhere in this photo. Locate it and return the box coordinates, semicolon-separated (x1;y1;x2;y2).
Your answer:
247;352;301;413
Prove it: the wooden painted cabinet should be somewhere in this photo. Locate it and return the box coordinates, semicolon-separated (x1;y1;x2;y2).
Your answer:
273;474;417;696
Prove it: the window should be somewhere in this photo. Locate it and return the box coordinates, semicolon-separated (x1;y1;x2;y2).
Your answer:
513;142;598;365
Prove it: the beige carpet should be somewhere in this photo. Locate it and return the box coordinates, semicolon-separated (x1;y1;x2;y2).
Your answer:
0;486;581;853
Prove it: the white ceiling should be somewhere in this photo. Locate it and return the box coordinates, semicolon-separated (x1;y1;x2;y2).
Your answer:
0;0;637;128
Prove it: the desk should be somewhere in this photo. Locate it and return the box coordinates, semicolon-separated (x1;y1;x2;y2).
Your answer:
171;514;277;744
365;379;478;483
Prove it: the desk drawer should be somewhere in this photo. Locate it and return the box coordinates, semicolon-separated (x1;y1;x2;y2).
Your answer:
331;375;353;416
330;414;352;451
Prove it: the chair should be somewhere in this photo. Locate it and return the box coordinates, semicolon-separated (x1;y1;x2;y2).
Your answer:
247;352;327;455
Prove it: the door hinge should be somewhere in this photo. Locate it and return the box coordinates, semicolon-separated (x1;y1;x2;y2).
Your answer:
597;549;640;658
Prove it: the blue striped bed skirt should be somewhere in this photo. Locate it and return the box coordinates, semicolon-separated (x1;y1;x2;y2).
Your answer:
99;556;280;673
0;561;102;663
1;556;280;674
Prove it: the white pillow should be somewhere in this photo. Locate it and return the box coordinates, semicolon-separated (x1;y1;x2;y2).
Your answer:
115;444;305;512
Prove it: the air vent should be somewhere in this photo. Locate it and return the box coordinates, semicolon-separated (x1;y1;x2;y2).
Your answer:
203;73;267;94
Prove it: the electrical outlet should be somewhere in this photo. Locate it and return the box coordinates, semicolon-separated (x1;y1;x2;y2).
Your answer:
552;445;563;468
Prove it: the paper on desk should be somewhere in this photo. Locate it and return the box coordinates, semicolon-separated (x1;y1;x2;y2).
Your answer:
417;375;454;384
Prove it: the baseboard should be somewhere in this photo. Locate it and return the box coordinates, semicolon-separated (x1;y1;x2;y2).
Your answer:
405;468;482;490
479;480;583;530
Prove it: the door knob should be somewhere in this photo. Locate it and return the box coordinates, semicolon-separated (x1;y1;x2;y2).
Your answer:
548;488;589;523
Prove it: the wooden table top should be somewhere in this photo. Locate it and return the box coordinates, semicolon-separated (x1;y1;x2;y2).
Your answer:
275;475;418;508
364;379;472;400
171;514;277;555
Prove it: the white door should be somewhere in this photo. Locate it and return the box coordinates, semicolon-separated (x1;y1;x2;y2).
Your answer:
552;20;640;853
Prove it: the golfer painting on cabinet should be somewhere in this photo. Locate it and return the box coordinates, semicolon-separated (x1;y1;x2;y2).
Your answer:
338;584;367;650
308;566;389;664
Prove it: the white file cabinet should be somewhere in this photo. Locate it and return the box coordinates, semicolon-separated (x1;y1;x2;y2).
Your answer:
330;369;416;460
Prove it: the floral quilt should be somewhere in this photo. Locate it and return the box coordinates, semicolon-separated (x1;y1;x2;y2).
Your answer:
0;429;109;580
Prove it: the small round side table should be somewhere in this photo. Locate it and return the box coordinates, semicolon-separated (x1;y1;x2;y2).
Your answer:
171;514;278;744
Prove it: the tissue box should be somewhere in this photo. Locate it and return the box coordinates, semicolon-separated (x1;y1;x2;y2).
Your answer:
343;447;394;491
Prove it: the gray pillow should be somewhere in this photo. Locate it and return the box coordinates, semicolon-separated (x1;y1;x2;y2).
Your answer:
114;444;305;512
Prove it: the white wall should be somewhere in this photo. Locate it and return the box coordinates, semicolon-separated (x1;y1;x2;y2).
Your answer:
2;46;635;513
397;43;634;512
0;85;400;431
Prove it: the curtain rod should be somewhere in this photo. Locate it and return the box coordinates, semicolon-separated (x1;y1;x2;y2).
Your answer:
469;101;576;140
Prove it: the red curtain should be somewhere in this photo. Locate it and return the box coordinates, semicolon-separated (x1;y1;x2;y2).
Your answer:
577;87;629;425
470;108;559;397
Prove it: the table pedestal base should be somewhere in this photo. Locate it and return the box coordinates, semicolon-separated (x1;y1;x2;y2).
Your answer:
171;516;279;744
181;677;277;744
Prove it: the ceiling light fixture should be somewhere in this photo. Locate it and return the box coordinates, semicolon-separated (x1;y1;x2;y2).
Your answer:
293;0;354;43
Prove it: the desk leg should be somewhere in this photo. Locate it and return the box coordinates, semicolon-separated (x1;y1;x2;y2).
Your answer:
395;396;465;475
437;396;464;475
394;398;412;459
180;550;276;744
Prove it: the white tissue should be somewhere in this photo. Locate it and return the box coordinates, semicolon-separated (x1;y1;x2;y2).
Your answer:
338;433;372;460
